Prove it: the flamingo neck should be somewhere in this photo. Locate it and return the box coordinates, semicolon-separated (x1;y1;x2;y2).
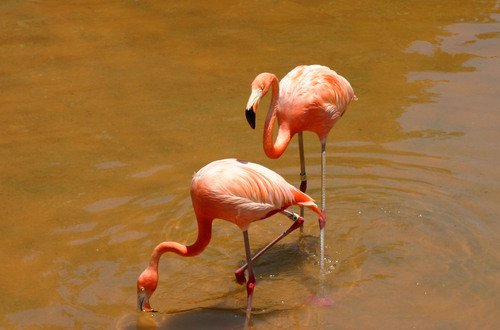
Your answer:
148;217;213;270
263;77;291;159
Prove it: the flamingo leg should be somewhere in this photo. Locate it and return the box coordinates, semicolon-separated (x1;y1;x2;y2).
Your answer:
242;230;255;324
298;132;308;195
319;141;327;281
235;212;304;284
298;132;307;228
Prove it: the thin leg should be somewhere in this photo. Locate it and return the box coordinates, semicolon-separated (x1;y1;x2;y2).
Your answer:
235;211;304;284
319;141;327;282
298;132;307;219
243;230;255;325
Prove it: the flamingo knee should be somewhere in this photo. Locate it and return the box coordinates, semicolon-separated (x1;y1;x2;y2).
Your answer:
246;273;256;296
245;273;256;320
235;268;246;285
299;172;307;193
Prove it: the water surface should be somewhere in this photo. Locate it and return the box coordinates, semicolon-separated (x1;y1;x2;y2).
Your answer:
1;1;499;328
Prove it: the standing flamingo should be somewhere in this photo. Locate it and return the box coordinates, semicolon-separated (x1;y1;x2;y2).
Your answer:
137;158;323;324
244;64;356;276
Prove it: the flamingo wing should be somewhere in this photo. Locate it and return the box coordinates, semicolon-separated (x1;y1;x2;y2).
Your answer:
191;159;318;230
279;65;356;115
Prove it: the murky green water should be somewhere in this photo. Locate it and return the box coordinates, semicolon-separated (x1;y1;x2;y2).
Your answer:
1;1;499;328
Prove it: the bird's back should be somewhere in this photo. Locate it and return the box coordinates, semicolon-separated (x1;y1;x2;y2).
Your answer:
278;65;356;139
191;159;319;230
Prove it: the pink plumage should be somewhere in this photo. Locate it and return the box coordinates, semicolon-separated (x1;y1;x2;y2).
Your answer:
278;65;356;141
137;158;322;321
191;158;320;230
245;64;357;285
245;65;357;158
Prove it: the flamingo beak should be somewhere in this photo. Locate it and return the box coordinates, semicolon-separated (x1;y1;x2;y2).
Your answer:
137;289;156;313
245;89;262;129
245;108;256;129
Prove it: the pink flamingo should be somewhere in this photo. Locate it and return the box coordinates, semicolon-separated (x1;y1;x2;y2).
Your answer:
137;158;323;323
245;64;356;275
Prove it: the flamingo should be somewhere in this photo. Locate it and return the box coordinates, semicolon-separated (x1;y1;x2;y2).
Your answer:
244;64;356;276
137;158;323;323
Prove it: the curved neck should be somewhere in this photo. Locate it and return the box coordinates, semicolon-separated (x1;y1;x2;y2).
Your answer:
148;217;213;270
263;77;291;159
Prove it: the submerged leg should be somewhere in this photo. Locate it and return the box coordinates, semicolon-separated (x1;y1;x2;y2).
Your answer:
319;141;327;282
242;230;255;325
235;211;304;284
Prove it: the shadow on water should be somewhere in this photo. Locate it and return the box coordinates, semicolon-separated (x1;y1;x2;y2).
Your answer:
117;307;299;330
116;237;325;329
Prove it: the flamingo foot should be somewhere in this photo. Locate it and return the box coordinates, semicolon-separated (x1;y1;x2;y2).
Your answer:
305;294;334;307
234;269;246;285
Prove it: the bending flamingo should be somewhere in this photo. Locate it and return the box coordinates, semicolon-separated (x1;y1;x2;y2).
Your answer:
244;64;356;275
137;158;323;323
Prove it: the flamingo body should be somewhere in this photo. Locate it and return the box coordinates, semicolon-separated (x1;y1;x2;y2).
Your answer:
137;159;322;318
277;65;355;142
191;158;318;230
245;64;357;281
246;65;356;159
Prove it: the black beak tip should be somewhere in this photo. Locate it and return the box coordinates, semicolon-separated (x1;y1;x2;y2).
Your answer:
245;108;256;129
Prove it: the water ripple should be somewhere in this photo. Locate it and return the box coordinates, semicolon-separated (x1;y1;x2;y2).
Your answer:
83;196;136;212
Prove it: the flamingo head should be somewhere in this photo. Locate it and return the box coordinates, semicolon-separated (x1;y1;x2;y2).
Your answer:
137;267;158;312
245;73;275;129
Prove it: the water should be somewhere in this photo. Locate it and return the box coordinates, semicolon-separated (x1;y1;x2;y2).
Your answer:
1;1;499;328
